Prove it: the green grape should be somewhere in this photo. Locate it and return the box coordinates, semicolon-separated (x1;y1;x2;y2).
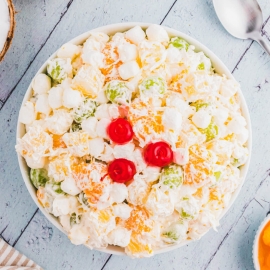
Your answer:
214;171;222;181
199;121;218;142
70;213;81;226
197;62;205;70
163;231;178;241
78;192;90;208
139;76;167;97
160;164;183;189
51;182;65;194
169;37;189;51
30;168;49;189
73;98;97;123
105;80;131;104
71;121;82;132
190;100;209;111
47;58;71;83
181;209;193;219
163;222;187;243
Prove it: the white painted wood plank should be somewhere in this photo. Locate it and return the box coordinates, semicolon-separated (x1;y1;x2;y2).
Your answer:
162;0;270;72
0;0;175;266
14;210;110;270
0;0;73;101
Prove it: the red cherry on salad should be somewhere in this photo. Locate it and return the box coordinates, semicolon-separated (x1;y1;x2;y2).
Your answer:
108;158;136;183
144;141;173;167
107;118;134;144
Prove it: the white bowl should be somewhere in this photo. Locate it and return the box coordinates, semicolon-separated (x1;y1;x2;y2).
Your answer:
253;214;270;270
16;22;252;256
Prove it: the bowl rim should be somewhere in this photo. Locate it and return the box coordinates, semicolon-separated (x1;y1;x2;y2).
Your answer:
16;22;252;256
253;214;270;270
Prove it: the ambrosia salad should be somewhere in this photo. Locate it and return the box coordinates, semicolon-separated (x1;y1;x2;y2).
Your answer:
16;24;249;257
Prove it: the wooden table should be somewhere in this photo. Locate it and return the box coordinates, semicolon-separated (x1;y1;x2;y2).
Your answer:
1;0;270;269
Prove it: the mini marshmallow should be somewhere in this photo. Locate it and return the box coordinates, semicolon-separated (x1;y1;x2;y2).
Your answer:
81;117;98;138
110;183;128;203
213;108;228;125
173;148;189;165
36;94;52;115
162;107;182;132
95;104;110;120
61;176;81;196
107;227;131;247
96;118;111;139
89;138;105;157
125;26;146;45
48;86;63;109
118;43;137;62
19;101;36;125
62;88;83;109
32;74;51;95
57;43;80;60
113;204;132;220
82;50;104;68
25;156;46;169
118;61;140;80
192;110;211;129
146;24;169;43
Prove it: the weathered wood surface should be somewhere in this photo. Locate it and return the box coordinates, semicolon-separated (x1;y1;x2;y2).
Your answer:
1;0;270;269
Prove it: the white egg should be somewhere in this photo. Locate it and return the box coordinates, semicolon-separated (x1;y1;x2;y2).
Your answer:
48;86;63;109
146;24;169;43
118;43;137;62
192;110;211;129
125;26;146;45
62;87;83;109
19;101;36;125
32;74;51;94
81;117;98;138
118;60;140;80
57;43;80;60
36;94;52;115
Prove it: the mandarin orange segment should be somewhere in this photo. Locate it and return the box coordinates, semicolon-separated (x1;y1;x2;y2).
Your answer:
126;233;153;255
184;145;213;185
128;100;165;140
98;209;112;223
52;134;67;149
125;206;151;233
84;182;106;204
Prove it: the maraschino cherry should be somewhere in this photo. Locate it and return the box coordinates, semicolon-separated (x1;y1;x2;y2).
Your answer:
107;118;134;144
144;141;173;167
108;158;136;183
